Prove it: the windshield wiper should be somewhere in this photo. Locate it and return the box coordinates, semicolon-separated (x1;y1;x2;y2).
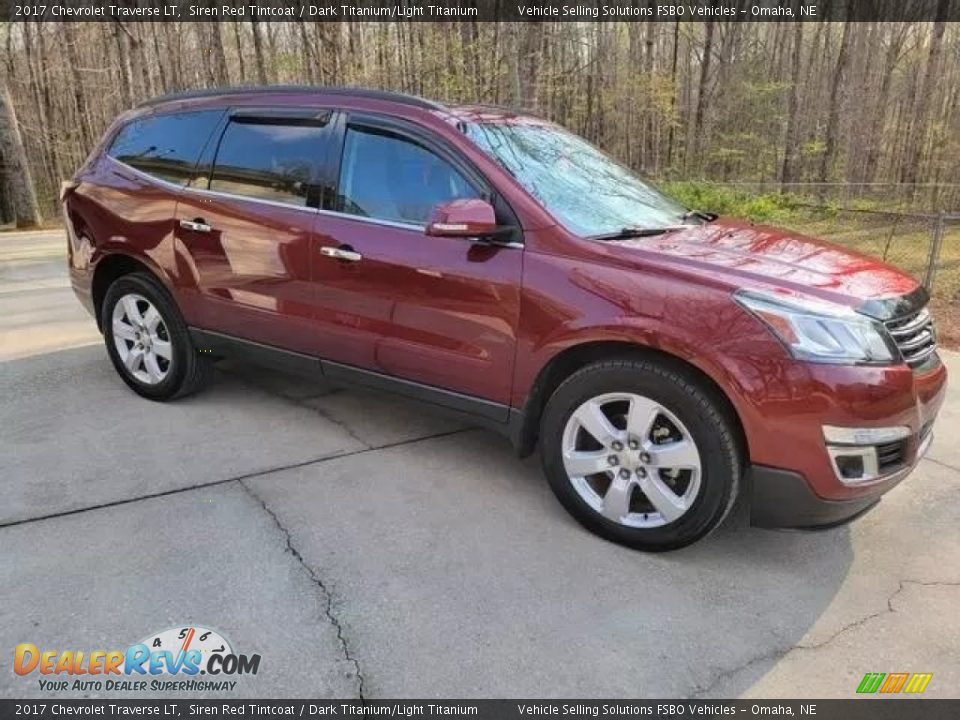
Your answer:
681;209;718;223
591;225;694;241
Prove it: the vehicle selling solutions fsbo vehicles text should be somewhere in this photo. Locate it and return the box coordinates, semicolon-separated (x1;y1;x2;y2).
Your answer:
516;4;818;18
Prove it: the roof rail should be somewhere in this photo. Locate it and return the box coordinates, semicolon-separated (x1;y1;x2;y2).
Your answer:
137;85;446;111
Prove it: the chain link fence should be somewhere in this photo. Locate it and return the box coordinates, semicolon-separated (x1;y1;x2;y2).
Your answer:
673;182;960;345
691;181;960;214
684;182;959;298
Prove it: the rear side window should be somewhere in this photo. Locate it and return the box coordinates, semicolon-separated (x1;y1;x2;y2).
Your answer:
208;121;329;207
108;110;223;185
336;127;479;226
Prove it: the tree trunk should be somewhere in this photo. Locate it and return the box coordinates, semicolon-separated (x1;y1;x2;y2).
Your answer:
207;23;230;86
22;22;56;191
692;20;715;169
518;22;541;109
863;24;906;184
780;23;803;186
232;22;247;82
666;20;680;168
61;24;92;150
901;0;949;186
298;21;317;84
818;16;854;185
250;19;269;84
644;20;657;173
112;22;136;107
0;82;43;228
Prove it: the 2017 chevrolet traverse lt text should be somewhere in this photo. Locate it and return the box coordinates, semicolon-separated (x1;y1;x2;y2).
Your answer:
62;87;946;551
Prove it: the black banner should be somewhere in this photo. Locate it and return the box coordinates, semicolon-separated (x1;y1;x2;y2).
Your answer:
2;700;960;719
2;0;960;23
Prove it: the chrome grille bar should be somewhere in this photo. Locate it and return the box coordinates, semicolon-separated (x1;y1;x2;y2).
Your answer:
885;308;937;368
887;308;931;338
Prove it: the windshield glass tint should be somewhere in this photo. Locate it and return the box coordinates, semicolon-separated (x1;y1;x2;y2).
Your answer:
465;122;687;236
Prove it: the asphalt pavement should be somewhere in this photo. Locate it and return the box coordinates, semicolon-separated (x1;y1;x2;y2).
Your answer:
2;230;958;699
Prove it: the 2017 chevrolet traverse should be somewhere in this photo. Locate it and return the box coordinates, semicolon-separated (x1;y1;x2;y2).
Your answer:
62;87;946;550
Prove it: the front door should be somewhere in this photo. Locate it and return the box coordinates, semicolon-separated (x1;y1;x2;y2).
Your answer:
310;117;522;408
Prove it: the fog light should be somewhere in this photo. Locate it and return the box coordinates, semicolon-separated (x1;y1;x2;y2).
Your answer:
834;454;865;480
822;425;913;485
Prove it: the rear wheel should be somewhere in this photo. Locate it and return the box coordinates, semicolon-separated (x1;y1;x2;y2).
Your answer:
540;358;740;551
101;272;212;400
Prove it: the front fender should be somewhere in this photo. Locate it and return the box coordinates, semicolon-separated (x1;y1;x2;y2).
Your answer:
512;252;793;460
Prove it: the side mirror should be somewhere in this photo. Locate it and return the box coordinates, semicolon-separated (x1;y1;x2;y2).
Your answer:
425;198;500;238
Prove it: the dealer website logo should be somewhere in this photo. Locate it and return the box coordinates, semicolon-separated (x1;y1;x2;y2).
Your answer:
13;625;261;693
856;672;933;695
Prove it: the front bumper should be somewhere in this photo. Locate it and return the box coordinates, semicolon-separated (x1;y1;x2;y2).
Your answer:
750;428;934;528
731;349;947;504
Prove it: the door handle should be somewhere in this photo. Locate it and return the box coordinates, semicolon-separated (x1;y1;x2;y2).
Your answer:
179;219;213;233
320;246;363;262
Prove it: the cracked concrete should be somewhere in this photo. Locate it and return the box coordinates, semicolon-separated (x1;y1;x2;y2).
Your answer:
239;480;366;700
3;229;959;699
691;578;960;698
735;580;960;698
0;483;359;699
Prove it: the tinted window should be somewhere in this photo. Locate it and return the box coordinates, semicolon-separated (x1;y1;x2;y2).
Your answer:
336;127;478;225
209;121;328;207
108;110;223;185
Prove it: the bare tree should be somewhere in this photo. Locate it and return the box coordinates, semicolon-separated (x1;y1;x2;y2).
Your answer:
781;23;803;186
901;0;950;186
3;19;960;213
0;81;43;228
819;17;854;185
692;20;715;167
250;19;269;84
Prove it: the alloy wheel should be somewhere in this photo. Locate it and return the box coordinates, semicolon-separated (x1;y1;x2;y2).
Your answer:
561;392;702;528
111;293;173;385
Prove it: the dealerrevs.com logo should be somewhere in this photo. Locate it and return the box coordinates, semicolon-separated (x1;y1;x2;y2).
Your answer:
13;626;261;693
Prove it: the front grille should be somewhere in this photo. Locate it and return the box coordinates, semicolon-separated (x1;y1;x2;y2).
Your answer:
885;308;937;368
876;439;907;472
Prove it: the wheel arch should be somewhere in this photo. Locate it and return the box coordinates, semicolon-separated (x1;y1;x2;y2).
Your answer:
91;253;169;330
512;340;749;463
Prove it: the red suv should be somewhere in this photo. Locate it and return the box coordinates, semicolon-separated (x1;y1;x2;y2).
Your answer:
63;87;946;550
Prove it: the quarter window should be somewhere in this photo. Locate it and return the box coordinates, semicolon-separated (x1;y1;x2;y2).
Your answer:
108;110;223;185
209;121;329;207
336;127;479;226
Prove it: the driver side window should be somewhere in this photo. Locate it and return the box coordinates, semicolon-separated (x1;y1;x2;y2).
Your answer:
335;126;479;226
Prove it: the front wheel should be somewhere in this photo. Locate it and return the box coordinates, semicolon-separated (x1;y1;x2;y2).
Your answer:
101;272;212;400
539;358;741;551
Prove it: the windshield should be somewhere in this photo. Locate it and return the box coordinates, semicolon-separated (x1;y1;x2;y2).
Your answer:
465;121;689;237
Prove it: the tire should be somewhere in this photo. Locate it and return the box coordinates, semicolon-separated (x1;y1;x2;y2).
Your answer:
101;272;212;401
539;358;741;551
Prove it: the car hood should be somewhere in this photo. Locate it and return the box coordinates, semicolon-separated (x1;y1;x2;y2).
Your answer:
607;218;922;317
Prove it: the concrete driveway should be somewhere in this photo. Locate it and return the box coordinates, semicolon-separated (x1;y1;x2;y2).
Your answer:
2;230;958;699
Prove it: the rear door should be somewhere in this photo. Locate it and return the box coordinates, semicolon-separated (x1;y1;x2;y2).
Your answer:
174;108;336;355
310;113;523;409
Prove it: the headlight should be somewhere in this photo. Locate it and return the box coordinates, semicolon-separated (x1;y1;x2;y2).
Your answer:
734;290;897;365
